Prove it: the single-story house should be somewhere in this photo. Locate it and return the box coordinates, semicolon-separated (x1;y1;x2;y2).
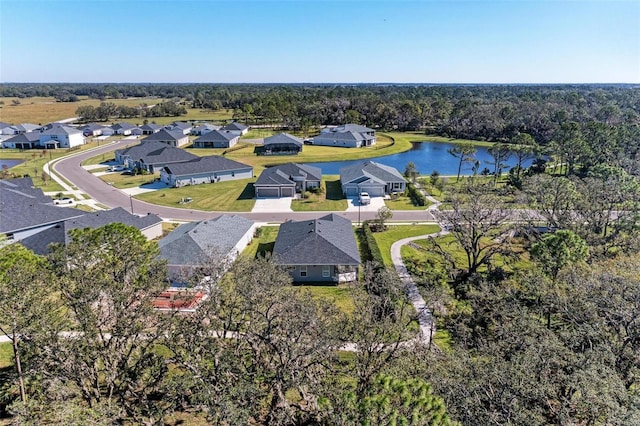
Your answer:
20;207;163;255
114;141;199;173
191;123;220;136
140;123;163;135
311;123;376;148
1;132;42;149
254;163;321;198
79;123;110;137
141;128;190;147
111;122;140;136
0;122;14;135
221;122;249;136
0;178;85;242
340;160;406;196
160;155;253;187
168;121;193;135
158;214;256;279
261;133;303;155
192;130;239;149
39;124;86;149
5;123;41;135
272;213;360;283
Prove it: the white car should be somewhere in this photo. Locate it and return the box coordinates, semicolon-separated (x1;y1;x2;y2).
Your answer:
107;165;125;172
359;192;371;205
53;197;75;205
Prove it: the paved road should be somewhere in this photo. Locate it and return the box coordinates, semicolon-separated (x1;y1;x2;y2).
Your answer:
53;140;437;223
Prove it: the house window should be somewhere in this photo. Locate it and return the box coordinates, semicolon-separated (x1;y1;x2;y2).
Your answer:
299;266;307;277
393;182;402;189
322;265;331;278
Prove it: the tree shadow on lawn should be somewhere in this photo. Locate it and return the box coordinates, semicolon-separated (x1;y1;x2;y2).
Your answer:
256;242;274;258
325;180;343;200
237;183;256;200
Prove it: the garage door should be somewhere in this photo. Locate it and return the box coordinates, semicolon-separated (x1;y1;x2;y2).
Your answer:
345;186;359;196
256;187;280;197
359;186;385;197
281;187;295;197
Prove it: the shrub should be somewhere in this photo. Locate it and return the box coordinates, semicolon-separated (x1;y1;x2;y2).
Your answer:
407;182;427;206
362;221;385;267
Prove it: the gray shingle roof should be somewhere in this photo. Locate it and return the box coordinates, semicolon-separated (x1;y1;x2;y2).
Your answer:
171;121;192;130
255;163;322;186
313;130;367;143
19;207;162;255
162;155;252;176
158;215;254;266
112;122;137;131
273;213;360;266
116;141;198;165
221;122;248;132
192;123;220;132
40;124;82;136
194;130;238;143
340;160;406;184
263;133;303;148
12;123;40;132
142;128;187;142
0;178;84;234
336;123;374;133
140;123;163;131
4;132;42;144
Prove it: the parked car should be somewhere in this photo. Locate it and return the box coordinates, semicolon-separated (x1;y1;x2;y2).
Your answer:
53;197;74;205
107;165;125;172
359;192;371;205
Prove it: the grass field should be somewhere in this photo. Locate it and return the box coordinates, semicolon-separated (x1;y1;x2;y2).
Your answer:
0;96;234;125
294;285;356;315
99;171;159;189
0;342;12;368
372;224;441;266
291;176;347;212
242;226;279;259
135;178;256;212
384;194;430;210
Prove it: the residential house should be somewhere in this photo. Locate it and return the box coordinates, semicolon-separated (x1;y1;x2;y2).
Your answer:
254;162;321;198
0;178;84;242
80;123;105;137
192;130;239;148
0;122;12;135
20;207;163;255
221;122;249;136
114;141;198;173
140;123;163;135
339;160;406;197
111;122;139;136
160;155;253;187
261;133;303;155
158;215;256;279
39;124;85;149
272;213;360;283
2;132;42;149
191;123;220;136
168;121;193;135
142;128;190;147
5;123;41;135
311;123;376;148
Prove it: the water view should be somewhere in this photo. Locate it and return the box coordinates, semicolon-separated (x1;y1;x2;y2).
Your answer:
303;141;534;176
0;159;23;169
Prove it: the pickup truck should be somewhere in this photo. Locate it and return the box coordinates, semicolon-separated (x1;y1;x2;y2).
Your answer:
359;192;371;205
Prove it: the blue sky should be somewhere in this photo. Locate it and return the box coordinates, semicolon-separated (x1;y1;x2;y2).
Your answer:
1;0;638;83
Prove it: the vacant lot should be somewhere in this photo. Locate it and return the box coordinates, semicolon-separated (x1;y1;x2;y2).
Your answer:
372;224;441;266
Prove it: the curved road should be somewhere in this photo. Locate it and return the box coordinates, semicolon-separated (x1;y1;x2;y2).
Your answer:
53;140;437;223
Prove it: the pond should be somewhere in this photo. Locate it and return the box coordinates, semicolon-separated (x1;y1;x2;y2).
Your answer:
302;141;534;176
0;158;23;169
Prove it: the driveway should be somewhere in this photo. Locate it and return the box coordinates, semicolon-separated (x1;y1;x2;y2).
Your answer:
252;197;293;213
121;181;167;196
345;195;386;213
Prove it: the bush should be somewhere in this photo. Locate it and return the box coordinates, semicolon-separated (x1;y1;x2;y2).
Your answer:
407;183;427;206
362;221;385;267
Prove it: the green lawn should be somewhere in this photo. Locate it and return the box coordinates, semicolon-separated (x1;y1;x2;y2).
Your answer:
372;225;441;267
0;342;12;368
291;176;347;212
294;285;355;315
3;141;104;192
135;178;256;212
242;226;279;259
99;171;159;189
384;194;431;210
